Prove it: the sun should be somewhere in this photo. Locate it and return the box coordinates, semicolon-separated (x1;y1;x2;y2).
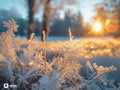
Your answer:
93;22;102;32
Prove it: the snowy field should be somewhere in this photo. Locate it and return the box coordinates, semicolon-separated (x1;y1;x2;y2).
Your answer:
18;37;120;79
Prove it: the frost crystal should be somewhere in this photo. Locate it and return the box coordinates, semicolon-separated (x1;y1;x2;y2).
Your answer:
3;19;19;32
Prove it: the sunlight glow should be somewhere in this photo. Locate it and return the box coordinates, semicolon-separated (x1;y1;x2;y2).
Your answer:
93;22;102;32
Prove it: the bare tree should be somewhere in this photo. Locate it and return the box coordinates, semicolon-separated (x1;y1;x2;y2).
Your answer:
113;4;120;37
40;0;80;41
27;0;80;41
28;0;35;39
41;0;51;41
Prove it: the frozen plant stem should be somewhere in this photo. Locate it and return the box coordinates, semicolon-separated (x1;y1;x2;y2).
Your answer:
69;27;73;42
42;31;47;71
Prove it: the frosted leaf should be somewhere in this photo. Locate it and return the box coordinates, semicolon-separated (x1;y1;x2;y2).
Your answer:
3;19;19;32
0;54;6;61
32;71;60;90
93;63;99;71
86;61;94;71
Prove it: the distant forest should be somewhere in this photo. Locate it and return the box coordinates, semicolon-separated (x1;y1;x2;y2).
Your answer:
0;9;85;37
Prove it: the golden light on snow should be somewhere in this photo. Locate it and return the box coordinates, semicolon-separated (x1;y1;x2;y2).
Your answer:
92;50;95;54
91;45;94;49
29;61;34;66
93;22;102;32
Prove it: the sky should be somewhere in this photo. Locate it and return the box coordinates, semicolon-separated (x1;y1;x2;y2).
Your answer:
80;0;102;22
0;0;102;22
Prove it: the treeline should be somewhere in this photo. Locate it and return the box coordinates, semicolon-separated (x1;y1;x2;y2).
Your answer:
0;10;85;36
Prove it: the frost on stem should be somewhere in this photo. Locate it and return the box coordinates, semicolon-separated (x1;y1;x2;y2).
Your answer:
68;27;74;42
0;19;19;62
3;19;19;34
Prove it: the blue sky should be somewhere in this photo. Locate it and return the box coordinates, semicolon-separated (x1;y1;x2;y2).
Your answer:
80;0;102;22
0;0;27;19
0;0;102;22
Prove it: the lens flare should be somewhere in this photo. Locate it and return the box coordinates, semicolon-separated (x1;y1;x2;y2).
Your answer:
93;22;102;32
